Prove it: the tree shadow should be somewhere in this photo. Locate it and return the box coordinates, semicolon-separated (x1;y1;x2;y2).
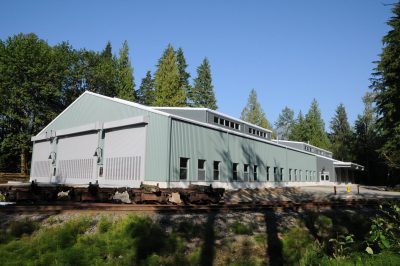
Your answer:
200;210;217;266
264;210;283;266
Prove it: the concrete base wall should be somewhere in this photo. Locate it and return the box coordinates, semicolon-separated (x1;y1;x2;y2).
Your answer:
143;181;350;190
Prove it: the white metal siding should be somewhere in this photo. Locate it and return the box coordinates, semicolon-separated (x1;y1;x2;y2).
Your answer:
30;140;51;182
56;133;98;184
103;125;146;186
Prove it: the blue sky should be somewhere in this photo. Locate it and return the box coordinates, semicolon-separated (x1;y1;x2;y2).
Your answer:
0;0;393;130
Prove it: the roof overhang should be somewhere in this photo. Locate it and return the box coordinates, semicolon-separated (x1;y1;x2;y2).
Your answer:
334;161;364;171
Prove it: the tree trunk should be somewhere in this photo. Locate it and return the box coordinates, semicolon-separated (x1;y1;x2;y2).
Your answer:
20;148;27;175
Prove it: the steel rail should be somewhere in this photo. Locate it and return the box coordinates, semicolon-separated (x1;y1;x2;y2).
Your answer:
0;198;394;214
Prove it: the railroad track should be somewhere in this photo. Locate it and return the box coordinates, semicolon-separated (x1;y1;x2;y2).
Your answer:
0;198;394;214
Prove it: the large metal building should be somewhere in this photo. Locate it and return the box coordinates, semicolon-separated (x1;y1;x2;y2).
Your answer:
29;91;363;189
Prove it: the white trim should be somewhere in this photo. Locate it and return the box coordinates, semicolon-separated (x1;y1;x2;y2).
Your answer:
334;161;364;170
34;91;171;138
154;107;208;111
143;181;337;190
154;106;273;133
103;116;148;130
31;135;48;142
276;140;333;155
169;115;335;160
37;92;89;136
56;123;98;137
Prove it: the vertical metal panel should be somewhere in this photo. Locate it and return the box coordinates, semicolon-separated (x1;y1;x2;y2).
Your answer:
30;140;52;182
170;119;319;184
317;156;335;182
56;133;97;184
102;125;146;186
34;93;170;183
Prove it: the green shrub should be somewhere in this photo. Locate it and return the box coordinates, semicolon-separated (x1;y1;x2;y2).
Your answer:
282;226;322;265
8;218;39;238
366;202;400;254
229;221;254;235
0;215;190;266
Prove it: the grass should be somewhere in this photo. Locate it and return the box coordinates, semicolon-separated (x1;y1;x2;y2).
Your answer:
0;205;399;265
229;221;254;235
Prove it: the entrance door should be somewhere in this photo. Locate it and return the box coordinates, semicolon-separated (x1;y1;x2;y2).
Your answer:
102;125;146;187
56;133;98;184
319;171;331;184
30;140;52;183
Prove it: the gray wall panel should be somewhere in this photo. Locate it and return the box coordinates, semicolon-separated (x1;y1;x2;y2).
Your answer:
170;119;318;184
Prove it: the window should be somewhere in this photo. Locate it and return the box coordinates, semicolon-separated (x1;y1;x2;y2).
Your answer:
214;116;218;123
230;121;235;128
180;158;189;180
274;167;278;181
248;128;252;133
280;168;284;181
253;165;258;181
305;170;308;181
235;124;240;130
294;169;298;181
266;166;270;181
252;129;256;134
213;161;220;180
325;174;329;181
232;163;239;181
289;169;292;181
219;118;224;125
198;159;206;181
244;164;249;181
299;170;302;181
225;120;230;127
321;173;324;181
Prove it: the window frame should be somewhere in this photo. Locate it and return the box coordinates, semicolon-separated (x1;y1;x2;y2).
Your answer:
232;163;239;181
197;159;206;181
213;161;220;181
179;157;189;180
244;164;249;182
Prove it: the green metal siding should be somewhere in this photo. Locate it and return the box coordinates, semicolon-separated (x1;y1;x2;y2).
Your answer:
169;118;318;183
36;93;170;182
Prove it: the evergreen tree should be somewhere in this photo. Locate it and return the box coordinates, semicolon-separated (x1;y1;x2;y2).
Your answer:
91;41;118;97
275;106;295;140
371;2;400;169
330;103;352;161
192;58;218;110
289;111;306;141
304;99;331;150
136;71;155;105
353;92;389;185
116;40;135;101
154;44;186;106
240;89;272;130
176;47;192;105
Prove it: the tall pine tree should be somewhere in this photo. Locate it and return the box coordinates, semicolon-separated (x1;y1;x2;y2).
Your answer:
176;48;192;106
304;99;331;150
353;92;389;185
136;71;155;105
330;103;352;161
192;58;217;110
240;89;272;130
275;106;295;140
90;41;118;97
154;44;186;106
289;111;306;141
116;40;135;101
371;2;400;169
